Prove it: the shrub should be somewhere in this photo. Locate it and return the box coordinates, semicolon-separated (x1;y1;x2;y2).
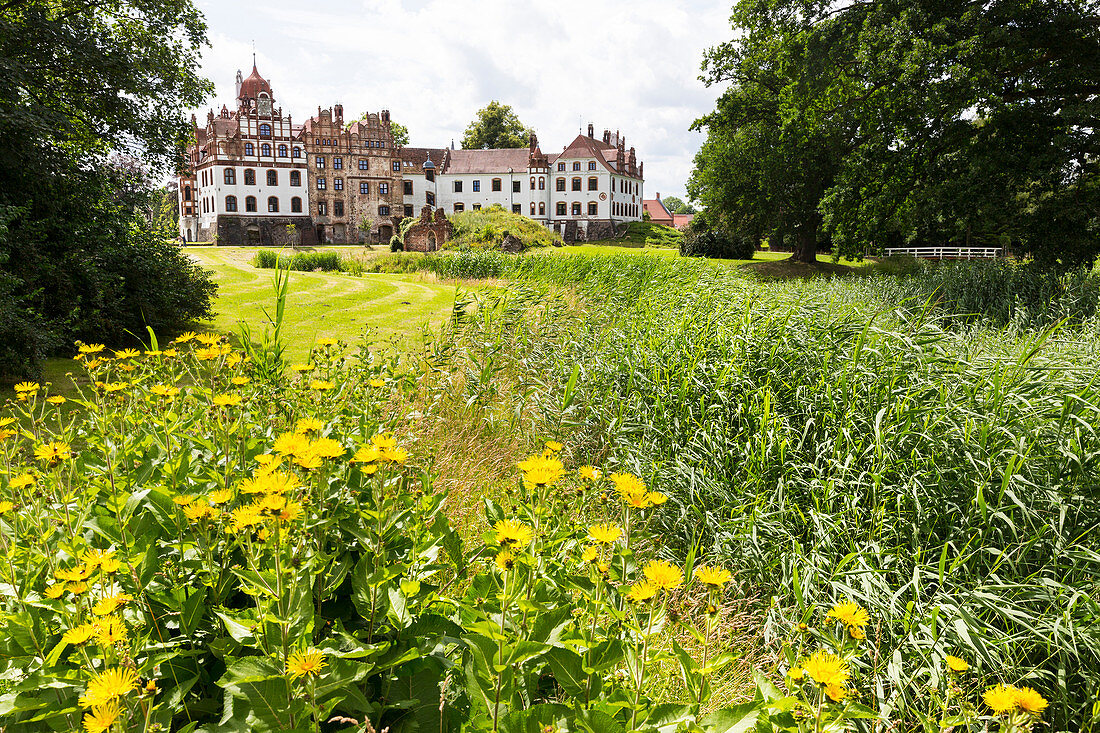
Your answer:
680;228;755;260
449;205;561;251
251;249;278;268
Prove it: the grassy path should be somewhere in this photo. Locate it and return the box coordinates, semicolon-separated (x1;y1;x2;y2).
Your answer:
188;247;458;362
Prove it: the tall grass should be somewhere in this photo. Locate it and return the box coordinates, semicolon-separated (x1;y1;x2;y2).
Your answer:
251;249;341;272
424;252;1100;728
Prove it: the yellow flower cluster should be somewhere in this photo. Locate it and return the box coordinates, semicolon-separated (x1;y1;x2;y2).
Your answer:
795;650;851;702
609;472;667;510
827;600;870;640
80;666;140;733
350;433;408;473
46;551;121;598
517;453;564;489
272;430;345;470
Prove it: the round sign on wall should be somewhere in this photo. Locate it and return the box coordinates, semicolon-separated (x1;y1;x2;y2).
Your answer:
599;193;607;201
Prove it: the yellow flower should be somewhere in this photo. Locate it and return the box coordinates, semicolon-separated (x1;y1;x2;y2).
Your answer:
646;491;668;506
291;362;315;373
827;601;870;634
79;667;138;707
46;395;66;405
293;447;324;470
0;501;13;514
825;683;848;702
495;550;516;571
162;349;178;357
578;465;601;481
78;343;105;354
172;495;195;506
149;385;180;399
984;684;1019;715
80;549;115;569
259;493;287;514
212;393;242;408
286;649;327;680
82;699;120;733
34;441;72;464
277;501;304;523
144;350;162;357
55;566;91;582
239;470;297;495
254;453;279;467
63;623;100;646
195;332;222;345
945;655;969;673
0;429;17;442
694;565;733;588
519;454;564;487
802;650;850;688
273;432;310;457
621;487;653;510
113;348;140;360
230;505;264;533
581;545;599;564
371;433;397;449
787;666;804;680
231;376;251;386
625;581;658;604
173;331;197;344
309;380;335;391
98;557;121;574
587;523;622;545
295;417;324;434
310;437;345;459
14;381;40;394
316;337;338;346
494;519;534;546
44;584;66;599
609;472;645;496
1014;687;1048;715
68;581;89;595
642;560;683;591
209;487;234;505
92;593;133;616
226;352;243;367
380;446;408;464
101;382;129;393
368;378;385;388
544;440;563;453
183;502;215;523
194;346;222;361
351;445;381;464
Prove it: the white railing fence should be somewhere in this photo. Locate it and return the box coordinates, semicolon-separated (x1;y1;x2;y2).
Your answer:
883;246;1002;260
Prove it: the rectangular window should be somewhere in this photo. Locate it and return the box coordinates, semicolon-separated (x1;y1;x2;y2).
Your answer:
318;201;327;215
492;179;502;192
379;205;390;215
512;180;521;193
426;192;435;206
317;178;326;190
359;159;368;170
334;178;344;191
588;177;598;191
379;183;389;194
454;203;464;212
224;169;236;184
403;180;413;195
316;156;325;169
556;178;565;192
334;200;344;217
404;204;414;217
588;202;598;215
360;182;369;194
393;161;401;172
556;202;566;215
512;204;521;214
589;161;597;170
557;162;565;171
472;180;480;192
571;202;581;215
333;157;343;169
454;181;463;193
473;203;482;210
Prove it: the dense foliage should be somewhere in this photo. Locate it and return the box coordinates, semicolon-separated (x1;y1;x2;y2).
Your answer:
679;229;754;260
384;250;1100;729
460;102;533;150
0;334;965;733
448;206;560;251
689;0;1100;267
0;0;216;376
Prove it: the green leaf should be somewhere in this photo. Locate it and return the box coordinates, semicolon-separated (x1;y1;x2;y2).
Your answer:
700;702;762;733
543;647;588;696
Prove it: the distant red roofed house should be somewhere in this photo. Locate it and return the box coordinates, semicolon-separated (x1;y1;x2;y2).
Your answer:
672;213;694;229
642;194;673;226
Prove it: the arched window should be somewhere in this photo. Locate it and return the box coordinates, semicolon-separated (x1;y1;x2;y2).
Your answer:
268;196;279;213
588;161;597;170
571;202;581;216
266;170;278;186
224;168;236;184
454;203;464;212
245;196;257;212
572;162;581;171
539;177;545;190
557;162;565;171
292;147;301;158
556;178;565;192
588;202;598;215
556;202;567;216
530;202;535;215
183;185;192;201
259;123;272;137
588;177;598;191
278;144;288;157
244;142;254;156
539;202;545;215
291;197;302;213
225;195;238;212
244;169;256;186
571;177;581;191
530;177;535;190
261;143;271;157
290;171;301;186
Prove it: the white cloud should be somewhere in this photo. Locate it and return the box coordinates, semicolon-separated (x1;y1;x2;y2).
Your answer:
195;0;732;201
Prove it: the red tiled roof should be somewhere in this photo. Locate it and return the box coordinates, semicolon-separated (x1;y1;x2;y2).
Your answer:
441;148;531;175
643;199;673;223
399;147;448;171
238;63;271;101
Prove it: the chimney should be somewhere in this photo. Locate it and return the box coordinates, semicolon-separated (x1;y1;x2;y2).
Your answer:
587;123;594;138
334;104;343;124
603;130;611;144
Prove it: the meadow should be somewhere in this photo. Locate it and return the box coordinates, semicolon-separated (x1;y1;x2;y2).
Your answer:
0;246;1094;732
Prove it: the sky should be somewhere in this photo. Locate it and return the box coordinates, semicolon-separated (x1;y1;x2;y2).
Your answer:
192;0;734;203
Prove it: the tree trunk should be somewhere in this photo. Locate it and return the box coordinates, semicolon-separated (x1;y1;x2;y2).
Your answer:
790;229;817;264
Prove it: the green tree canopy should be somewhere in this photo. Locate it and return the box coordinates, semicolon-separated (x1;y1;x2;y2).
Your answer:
351;114;409;146
0;0;216;374
660;196;695;214
690;0;1100;268
461;101;532;149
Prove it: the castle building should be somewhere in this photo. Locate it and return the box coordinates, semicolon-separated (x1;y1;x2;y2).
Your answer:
179;66;644;245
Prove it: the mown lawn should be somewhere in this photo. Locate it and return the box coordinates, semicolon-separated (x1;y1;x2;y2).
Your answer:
188;247;459;363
